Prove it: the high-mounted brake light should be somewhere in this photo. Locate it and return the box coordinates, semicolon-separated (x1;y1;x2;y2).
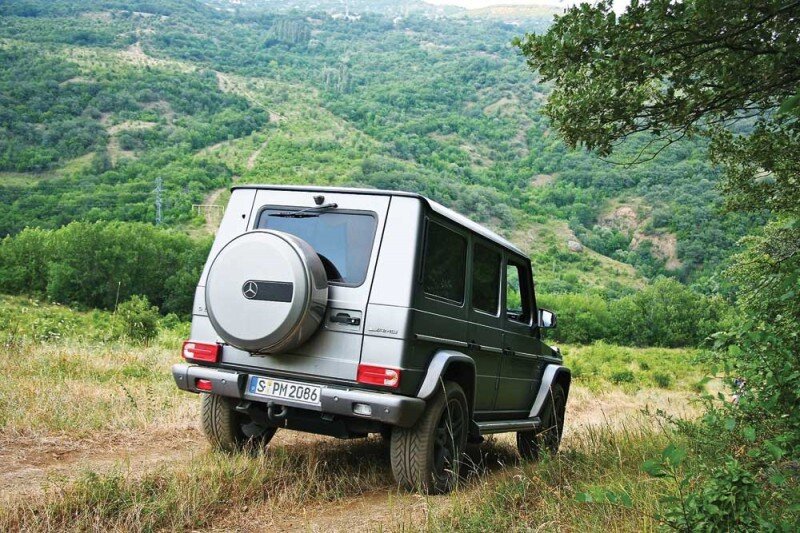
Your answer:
357;364;400;388
182;341;221;363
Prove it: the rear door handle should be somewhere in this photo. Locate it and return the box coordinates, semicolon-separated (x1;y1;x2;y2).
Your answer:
330;313;361;326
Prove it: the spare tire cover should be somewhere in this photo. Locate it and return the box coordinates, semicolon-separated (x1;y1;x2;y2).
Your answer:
205;230;328;353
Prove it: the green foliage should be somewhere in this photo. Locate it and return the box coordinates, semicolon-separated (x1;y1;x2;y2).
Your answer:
562;343;704;392
537;293;610;344
540;278;725;347
521;3;800;529
607;277;725;347
0;221;210;315
651;372;672;389
0;0;762;286
642;446;770;532
710;217;800;454
115;295;159;344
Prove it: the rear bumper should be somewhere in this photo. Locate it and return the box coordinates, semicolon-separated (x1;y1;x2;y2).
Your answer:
172;363;426;428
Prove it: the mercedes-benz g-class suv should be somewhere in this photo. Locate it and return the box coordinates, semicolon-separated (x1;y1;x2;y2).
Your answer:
173;185;570;494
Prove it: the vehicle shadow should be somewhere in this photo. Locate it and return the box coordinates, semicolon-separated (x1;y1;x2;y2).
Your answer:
263;432;521;497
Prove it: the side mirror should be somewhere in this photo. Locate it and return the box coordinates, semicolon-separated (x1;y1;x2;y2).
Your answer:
538;308;556;329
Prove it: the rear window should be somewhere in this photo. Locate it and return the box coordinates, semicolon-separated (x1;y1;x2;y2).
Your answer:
257;208;377;286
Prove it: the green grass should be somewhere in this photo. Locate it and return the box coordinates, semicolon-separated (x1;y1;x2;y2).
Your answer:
562;342;707;393
425;421;679;531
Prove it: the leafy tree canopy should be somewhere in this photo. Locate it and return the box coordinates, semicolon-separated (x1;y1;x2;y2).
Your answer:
515;0;800;216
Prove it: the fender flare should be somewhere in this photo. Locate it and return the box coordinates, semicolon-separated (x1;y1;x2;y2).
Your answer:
416;349;475;406
529;364;571;418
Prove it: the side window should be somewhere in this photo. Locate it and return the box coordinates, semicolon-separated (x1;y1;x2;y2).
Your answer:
422;221;467;304
472;243;501;315
506;260;531;323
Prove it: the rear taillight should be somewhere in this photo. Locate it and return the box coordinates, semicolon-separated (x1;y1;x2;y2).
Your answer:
195;378;213;391
357;364;400;388
182;341;221;363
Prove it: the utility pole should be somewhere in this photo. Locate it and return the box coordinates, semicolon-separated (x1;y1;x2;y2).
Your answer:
155;176;163;225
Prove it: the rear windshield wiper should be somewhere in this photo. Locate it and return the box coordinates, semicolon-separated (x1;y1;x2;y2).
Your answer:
268;203;338;218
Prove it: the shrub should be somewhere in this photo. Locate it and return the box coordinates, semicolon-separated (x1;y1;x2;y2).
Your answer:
651;371;672;388
609;369;635;384
537;292;610;344
116;295;159;344
0;221;211;316
607;277;725;347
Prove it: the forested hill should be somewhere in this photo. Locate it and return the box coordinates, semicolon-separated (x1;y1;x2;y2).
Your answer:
0;0;758;295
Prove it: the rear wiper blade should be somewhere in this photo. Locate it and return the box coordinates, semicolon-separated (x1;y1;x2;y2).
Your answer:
268;203;338;218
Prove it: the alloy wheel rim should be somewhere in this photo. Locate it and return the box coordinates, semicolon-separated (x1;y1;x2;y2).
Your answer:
433;398;465;480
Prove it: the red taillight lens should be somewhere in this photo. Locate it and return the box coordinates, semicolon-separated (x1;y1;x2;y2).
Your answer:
182;341;221;363
195;378;213;391
357;364;400;388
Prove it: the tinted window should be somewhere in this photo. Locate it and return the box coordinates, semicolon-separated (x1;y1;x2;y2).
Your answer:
422;221;467;304
472;243;501;314
258;208;377;285
506;261;531;323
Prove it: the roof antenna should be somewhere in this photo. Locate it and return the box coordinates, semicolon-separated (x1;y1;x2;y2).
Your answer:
313;195;325;205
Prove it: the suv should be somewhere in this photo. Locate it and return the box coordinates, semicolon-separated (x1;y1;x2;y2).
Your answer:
173;185;570;493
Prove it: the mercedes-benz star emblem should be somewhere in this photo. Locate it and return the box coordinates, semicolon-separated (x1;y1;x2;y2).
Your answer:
242;280;258;299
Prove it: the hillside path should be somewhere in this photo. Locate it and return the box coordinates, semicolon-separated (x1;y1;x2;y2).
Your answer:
0;387;701;529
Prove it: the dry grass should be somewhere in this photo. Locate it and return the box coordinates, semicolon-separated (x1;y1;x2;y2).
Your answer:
0;340;193;437
0;438;394;531
425;418;677;532
0;298;706;531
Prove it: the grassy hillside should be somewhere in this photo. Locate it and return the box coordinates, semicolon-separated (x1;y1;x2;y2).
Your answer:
0;0;760;296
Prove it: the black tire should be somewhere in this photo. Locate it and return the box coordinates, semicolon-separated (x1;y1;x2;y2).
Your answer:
390;381;469;494
517;383;566;461
201;394;277;452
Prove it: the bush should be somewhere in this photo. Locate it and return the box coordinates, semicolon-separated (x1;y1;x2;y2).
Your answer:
116;295;159;344
537;292;610;344
609;369;635;384
651;371;672;388
607;277;725;347
538;279;725;347
0;221;211;316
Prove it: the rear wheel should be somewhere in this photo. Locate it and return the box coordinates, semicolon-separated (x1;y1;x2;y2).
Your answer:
517;384;566;460
201;394;277;452
390;381;468;494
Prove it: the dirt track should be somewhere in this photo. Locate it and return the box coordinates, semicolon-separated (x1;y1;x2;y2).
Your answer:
0;387;701;530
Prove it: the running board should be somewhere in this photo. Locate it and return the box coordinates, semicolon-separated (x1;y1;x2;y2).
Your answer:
477;417;541;434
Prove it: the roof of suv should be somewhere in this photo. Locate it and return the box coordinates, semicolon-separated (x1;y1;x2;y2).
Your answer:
232;184;524;256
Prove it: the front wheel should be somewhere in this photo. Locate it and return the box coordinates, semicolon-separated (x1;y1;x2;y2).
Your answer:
390;381;468;494
517;383;566;460
201;394;277;452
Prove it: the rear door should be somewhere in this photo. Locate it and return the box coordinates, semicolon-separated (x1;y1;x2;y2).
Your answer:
219;189;390;382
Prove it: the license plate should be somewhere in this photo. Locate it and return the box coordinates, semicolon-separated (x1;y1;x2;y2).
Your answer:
247;376;321;406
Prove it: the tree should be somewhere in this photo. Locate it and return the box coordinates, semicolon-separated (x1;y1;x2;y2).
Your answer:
514;0;800;215
516;2;800;525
